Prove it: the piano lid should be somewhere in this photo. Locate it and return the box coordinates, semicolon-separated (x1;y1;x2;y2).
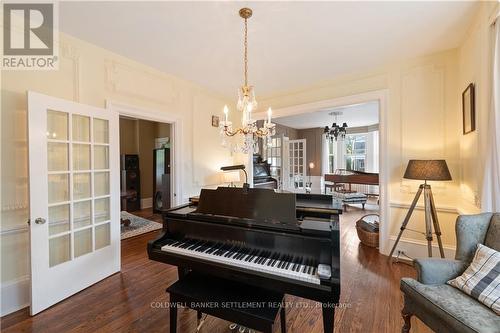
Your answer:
194;187;297;226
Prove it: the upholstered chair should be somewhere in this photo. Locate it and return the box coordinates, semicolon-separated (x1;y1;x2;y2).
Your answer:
400;213;500;333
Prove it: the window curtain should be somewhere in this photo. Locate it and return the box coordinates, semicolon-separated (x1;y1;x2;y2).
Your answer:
481;16;500;211
321;133;329;175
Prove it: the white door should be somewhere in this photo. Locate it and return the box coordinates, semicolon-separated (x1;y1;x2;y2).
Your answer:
288;139;307;191
28;91;120;315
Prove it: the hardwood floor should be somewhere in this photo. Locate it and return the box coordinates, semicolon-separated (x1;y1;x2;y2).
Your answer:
1;206;432;333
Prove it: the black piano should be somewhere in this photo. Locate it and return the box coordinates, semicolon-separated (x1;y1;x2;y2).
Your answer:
253;154;278;189
148;187;341;333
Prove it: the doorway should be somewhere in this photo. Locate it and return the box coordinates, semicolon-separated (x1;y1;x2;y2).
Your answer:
251;90;389;254
118;117;171;240
107;101;183;241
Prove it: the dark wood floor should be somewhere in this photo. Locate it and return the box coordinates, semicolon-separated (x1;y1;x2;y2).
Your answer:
1;206;431;333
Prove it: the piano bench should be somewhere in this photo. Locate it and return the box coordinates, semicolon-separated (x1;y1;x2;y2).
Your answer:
167;272;286;333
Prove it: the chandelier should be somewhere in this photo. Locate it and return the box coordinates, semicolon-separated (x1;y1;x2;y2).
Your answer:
324;111;348;142
220;8;275;153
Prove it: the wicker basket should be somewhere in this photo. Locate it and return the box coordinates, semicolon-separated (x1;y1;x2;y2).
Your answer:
356;214;379;248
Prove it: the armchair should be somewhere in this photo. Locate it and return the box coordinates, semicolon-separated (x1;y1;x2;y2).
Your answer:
400;213;500;333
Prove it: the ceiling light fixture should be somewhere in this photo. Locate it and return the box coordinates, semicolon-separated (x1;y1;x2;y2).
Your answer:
324;111;348;142
220;8;275;153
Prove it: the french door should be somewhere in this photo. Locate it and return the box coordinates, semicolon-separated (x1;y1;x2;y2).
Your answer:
288;139;307;191
28;91;120;315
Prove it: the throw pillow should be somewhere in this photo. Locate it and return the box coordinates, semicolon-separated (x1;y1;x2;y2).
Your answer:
448;244;500;315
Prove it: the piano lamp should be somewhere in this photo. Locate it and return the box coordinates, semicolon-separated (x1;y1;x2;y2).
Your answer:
389;160;452;260
222;170;241;187
220;164;250;189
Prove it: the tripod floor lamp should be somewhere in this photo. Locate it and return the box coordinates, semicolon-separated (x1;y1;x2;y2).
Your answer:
389;160;452;260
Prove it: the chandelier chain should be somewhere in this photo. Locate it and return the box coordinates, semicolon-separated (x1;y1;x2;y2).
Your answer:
244;18;248;87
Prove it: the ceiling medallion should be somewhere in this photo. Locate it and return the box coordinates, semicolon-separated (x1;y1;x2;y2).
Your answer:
220;8;275;153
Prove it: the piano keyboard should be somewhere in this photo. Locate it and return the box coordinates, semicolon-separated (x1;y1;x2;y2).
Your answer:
161;238;322;285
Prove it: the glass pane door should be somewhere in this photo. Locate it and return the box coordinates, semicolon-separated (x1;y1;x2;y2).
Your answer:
288;139;306;191
29;91;119;315
47;110;111;266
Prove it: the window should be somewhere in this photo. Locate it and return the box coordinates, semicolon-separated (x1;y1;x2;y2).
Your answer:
328;140;335;173
345;134;366;172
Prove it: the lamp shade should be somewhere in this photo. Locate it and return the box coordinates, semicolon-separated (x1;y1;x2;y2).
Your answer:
223;170;241;183
403;160;452;181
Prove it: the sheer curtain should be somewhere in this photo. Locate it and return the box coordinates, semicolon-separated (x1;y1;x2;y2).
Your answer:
481;17;500;211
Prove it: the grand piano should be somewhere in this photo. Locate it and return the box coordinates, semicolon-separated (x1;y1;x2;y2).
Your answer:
253;154;278;189
148;187;342;333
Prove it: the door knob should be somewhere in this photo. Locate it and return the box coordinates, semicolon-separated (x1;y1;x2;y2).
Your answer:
35;218;46;224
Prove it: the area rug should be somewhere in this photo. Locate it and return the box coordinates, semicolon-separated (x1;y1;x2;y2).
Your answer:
120;211;162;240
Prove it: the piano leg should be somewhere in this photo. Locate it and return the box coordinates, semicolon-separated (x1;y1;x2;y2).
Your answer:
322;306;335;333
170;301;177;333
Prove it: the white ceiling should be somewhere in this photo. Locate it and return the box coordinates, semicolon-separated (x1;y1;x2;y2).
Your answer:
274;101;379;129
60;1;478;97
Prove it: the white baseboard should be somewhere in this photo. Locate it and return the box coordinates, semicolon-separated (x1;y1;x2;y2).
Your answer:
141;197;152;209
389;236;456;260
1;275;29;316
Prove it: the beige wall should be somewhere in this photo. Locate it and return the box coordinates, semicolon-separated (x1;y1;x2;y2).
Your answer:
457;1;498;211
296;128;323;176
157;122;170;139
1;32;232;314
119;118;139;154
137;120;157;199
261;48;463;255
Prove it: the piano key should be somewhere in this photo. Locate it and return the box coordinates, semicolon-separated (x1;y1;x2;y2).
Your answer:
186;241;202;250
252;251;263;263
205;243;219;254
268;253;278;266
160;240;321;285
295;258;303;272
191;241;206;251
246;249;258;262
235;249;247;260
285;257;291;270
222;245;235;256
278;256;288;269
176;241;188;249
228;248;241;259
180;239;195;249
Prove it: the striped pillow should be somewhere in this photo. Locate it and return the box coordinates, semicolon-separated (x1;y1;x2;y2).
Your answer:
447;244;500;314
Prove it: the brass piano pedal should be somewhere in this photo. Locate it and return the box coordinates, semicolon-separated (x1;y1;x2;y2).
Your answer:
196;313;207;332
229;323;254;333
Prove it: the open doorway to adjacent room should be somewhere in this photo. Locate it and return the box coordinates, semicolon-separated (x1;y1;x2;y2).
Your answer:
118;116;172;240
254;98;382;249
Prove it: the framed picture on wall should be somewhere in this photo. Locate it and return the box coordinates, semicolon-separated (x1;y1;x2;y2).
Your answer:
462;83;475;134
212;115;220;127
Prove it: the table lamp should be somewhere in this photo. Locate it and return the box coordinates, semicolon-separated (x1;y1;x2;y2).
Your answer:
308;162;315;184
389;160;452;260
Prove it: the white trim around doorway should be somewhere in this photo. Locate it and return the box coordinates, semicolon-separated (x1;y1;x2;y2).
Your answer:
106;101;183;207
252;90;390;255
